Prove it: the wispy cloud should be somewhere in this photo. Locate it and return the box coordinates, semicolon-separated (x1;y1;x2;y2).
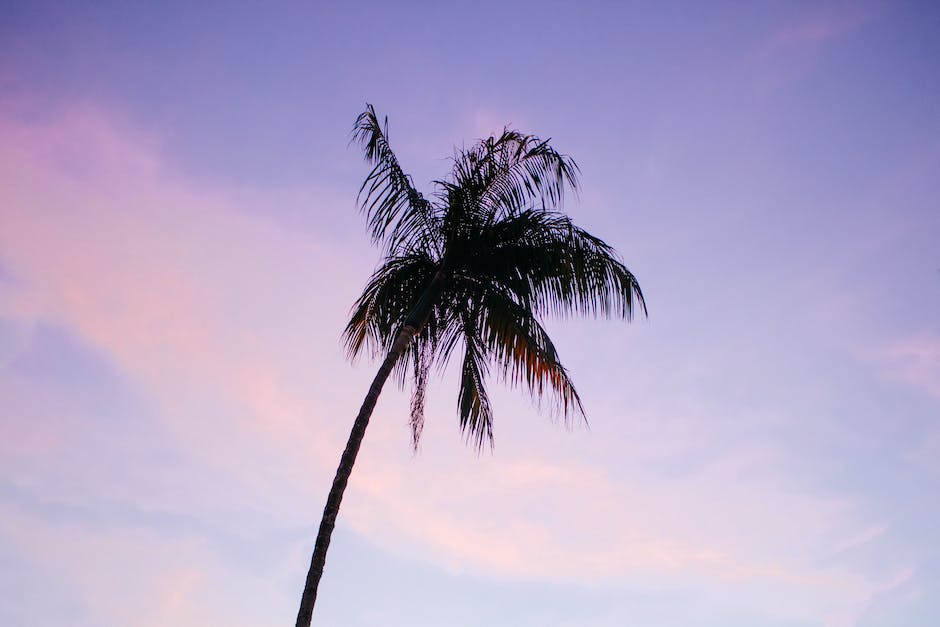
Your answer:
757;9;873;61
0;500;289;626
880;336;940;399
0;99;919;626
750;5;877;92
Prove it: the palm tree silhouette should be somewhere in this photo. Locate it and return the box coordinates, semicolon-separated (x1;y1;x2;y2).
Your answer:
295;104;646;626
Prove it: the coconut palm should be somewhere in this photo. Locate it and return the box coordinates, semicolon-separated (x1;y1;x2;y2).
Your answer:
295;104;646;626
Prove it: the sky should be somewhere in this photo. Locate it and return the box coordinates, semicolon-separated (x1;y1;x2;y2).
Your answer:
1;1;939;626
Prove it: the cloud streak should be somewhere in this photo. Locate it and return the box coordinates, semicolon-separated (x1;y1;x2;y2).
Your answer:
0;97;929;626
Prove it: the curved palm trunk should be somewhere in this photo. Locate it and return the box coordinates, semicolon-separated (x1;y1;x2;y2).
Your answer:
293;325;414;626
295;270;446;627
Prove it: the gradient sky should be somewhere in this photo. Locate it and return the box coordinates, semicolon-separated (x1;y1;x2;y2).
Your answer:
1;2;939;626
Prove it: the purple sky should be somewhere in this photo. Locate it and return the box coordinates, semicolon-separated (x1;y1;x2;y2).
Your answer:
2;2;939;626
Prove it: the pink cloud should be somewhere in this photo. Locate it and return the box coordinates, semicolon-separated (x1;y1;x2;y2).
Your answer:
882;336;940;399
0;501;289;626
0;99;900;625
757;8;873;60
0;102;367;527
749;6;877;94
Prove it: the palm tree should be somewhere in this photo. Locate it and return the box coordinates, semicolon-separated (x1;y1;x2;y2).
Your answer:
295;104;646;626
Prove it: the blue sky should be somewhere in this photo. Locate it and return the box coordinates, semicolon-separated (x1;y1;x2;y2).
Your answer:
1;2;939;626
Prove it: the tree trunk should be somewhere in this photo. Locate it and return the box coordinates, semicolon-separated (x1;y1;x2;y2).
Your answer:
294;270;446;626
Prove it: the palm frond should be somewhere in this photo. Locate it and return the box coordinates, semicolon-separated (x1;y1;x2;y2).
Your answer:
476;284;584;423
353;104;441;256
408;338;431;451
342;251;437;359
457;327;494;450
481;210;646;320
448;130;580;223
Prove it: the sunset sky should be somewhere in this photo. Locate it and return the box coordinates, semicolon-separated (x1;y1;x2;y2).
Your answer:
2;2;939;626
